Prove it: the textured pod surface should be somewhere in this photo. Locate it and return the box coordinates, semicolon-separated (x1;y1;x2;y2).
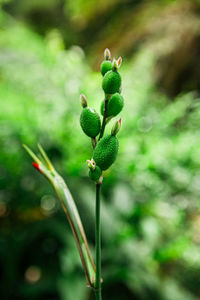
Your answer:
100;60;112;76
80;107;101;138
89;166;102;181
100;93;124;117
102;70;121;94
93;135;119;170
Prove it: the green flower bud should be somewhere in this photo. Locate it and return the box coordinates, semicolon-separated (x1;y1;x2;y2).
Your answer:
100;93;124;117
102;70;121;94
80;107;101;138
87;158;96;170
100;60;112;76
93;135;119;170
111;118;122;136
88;165;102;182
112;58;118;72
112;57;122;71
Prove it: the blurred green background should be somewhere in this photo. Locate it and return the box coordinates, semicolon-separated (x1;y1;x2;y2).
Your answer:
1;0;200;299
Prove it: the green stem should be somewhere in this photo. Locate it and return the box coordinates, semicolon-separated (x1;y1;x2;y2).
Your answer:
95;183;102;300
91;137;97;149
99;97;109;140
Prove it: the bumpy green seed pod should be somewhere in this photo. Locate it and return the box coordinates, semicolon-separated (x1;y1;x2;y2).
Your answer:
100;93;124;117
102;70;121;94
88;166;102;182
93;135;119;170
80;107;101;138
100;61;112;76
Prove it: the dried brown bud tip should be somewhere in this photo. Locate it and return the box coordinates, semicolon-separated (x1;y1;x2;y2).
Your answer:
104;48;111;61
80;94;87;108
117;56;122;68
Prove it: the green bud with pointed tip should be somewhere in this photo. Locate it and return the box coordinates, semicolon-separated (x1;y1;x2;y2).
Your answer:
111;118;122;136
80;107;101;138
93;135;119;170
102;70;121;94
88;166;102;182
100;93;124;117
100;61;112;76
80;94;87;108
112;58;118;72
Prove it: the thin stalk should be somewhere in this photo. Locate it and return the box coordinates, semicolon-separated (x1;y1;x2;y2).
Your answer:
99;97;110;140
91;137;97;149
94;183;102;300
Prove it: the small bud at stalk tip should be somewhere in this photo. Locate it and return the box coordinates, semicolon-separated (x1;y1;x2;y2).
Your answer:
117;57;122;68
87;159;96;170
80;94;87;108
104;48;111;61
112;58;118;71
111;118;122;136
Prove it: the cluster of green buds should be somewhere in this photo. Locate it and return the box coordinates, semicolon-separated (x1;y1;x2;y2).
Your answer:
80;48;124;183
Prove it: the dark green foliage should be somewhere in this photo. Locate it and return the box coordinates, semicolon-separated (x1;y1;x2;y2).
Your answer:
100;60;112;76
102;71;121;94
100;93;124;117
80;107;101;138
93;135;119;170
88;166;102;181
